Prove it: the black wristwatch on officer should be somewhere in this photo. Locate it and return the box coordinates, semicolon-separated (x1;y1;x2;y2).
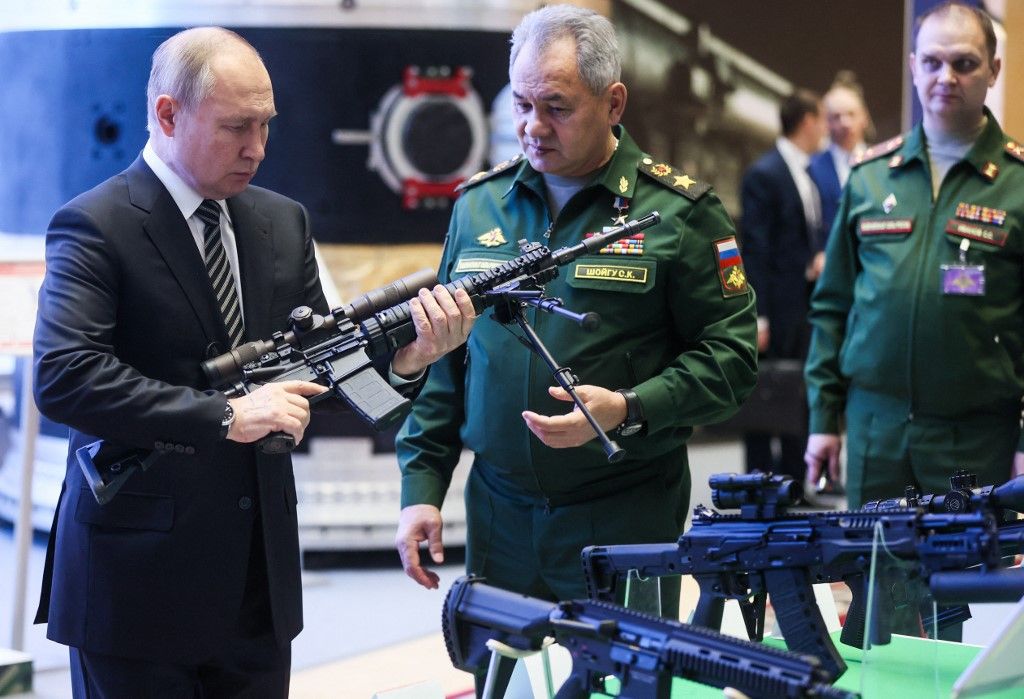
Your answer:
219;401;236;439
615;389;645;437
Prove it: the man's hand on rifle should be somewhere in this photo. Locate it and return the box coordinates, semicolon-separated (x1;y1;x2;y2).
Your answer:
521;385;627;448
396;504;445;589
392;285;476;378
226;380;328;446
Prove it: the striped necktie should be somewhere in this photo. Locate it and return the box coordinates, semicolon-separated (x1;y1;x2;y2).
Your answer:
196;199;245;348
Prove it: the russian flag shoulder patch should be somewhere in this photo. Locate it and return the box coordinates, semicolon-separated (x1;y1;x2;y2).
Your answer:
713;236;749;298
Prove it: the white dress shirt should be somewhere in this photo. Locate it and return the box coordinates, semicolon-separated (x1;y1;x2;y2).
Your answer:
775;136;822;235
142;141;245;318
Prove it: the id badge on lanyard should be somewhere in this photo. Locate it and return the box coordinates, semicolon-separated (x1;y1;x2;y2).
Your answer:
941;238;985;295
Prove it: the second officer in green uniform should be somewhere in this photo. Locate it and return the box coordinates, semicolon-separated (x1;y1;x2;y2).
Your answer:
805;2;1024;507
394;5;757;614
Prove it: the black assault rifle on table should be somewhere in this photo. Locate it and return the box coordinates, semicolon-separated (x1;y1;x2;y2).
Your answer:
77;213;661;504
862;470;1024;603
862;469;1024;519
442;575;856;699
581;472;1020;679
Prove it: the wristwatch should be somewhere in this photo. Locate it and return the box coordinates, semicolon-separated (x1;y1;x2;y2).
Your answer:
615;389;645;437
219;402;236;439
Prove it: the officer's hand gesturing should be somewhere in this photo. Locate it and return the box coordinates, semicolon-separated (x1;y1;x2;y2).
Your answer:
396;504;445;589
227;380;327;446
521;385;627;448
392;285;476;378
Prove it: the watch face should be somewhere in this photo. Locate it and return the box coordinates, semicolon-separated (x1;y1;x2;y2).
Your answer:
618;423;642;437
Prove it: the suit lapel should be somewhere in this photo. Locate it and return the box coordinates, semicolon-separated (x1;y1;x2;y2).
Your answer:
228;191;274;342
128;157;227;347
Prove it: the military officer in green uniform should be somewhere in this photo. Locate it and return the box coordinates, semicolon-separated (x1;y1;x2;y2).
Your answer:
805;1;1024;508
394;4;757;614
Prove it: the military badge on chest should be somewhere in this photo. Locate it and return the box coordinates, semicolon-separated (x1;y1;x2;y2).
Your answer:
476;227;507;247
940;237;986;296
585;196;645;255
940;201;1010;296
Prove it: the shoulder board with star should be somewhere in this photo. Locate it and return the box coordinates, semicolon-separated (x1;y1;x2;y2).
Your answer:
637;158;710;201
1006;139;1024;165
456;154;523;192
852;135;904;167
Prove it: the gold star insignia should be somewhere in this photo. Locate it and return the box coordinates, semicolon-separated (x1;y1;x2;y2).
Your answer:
612;214;628;226
674;175;695;190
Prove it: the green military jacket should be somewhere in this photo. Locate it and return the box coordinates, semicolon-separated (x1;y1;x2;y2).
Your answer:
806;110;1024;448
398;126;757;508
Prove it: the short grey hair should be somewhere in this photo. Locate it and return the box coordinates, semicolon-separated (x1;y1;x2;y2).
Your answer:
146;27;262;132
510;4;621;95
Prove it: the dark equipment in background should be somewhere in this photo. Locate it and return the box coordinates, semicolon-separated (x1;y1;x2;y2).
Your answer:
0;27;510;243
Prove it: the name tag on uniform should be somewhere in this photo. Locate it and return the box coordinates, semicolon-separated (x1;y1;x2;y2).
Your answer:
859;217;914;235
574;264;649;283
454;257;504;274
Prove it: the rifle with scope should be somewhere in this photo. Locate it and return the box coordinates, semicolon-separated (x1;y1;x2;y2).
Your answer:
862;469;1024;519
582;471;1018;679
442;575;856;699
76;213;661;504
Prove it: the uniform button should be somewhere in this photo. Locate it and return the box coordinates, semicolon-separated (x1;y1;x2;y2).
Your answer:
908;411;914;422
174;444;185;453
238;496;253;510
185;446;196;455
154;441;164;450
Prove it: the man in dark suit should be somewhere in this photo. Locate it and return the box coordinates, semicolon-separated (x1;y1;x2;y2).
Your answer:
740;90;824;481
807;77;872;252
32;27;474;697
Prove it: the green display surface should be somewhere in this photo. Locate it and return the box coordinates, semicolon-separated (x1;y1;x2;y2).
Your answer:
591;631;1018;698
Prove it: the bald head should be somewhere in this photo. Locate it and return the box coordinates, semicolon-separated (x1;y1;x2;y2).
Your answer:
146;27;265;133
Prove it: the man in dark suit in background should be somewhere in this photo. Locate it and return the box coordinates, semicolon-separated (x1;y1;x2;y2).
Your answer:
740;90;825;480
32;27;475;698
808;74;872;252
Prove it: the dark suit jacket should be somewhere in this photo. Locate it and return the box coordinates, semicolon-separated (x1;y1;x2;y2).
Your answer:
32;155;328;663
807;149;842;251
740;146;816;359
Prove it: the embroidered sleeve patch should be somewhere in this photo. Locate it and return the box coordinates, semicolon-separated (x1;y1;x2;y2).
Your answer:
714;236;748;297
